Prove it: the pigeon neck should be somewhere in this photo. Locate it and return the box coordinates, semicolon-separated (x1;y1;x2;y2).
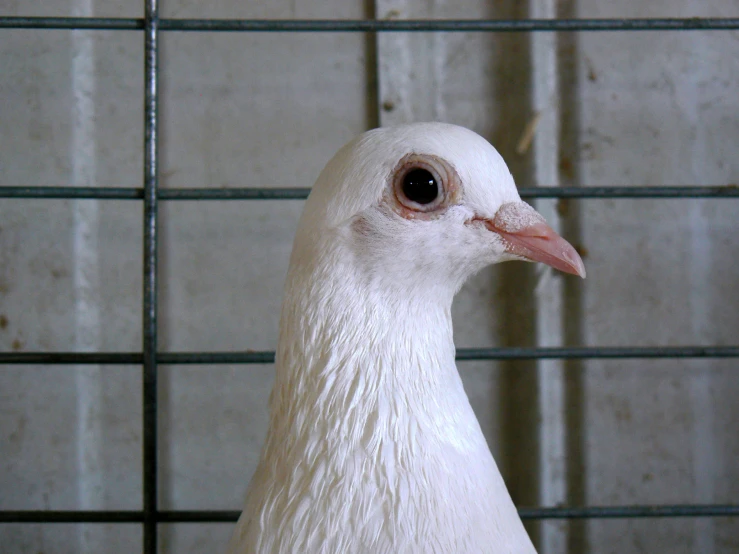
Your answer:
268;240;483;448
278;250;459;392
246;244;518;552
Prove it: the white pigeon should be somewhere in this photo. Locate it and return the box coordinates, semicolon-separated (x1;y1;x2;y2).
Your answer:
226;122;585;554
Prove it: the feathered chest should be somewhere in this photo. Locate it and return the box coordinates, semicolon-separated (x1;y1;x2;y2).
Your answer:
237;383;505;554
228;337;529;553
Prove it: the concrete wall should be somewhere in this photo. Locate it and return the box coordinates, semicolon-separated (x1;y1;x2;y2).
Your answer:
1;0;738;552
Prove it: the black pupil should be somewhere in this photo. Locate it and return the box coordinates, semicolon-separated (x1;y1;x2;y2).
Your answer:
402;169;438;205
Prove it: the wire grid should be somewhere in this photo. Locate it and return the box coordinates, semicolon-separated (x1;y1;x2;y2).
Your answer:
2;6;739;554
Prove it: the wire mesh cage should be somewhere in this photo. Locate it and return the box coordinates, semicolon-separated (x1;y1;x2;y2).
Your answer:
1;2;739;553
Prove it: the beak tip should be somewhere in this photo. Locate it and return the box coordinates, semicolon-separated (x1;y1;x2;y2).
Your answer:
564;249;586;279
571;256;587;279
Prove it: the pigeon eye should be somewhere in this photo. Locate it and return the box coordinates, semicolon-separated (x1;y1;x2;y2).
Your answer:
392;154;455;214
402;169;438;205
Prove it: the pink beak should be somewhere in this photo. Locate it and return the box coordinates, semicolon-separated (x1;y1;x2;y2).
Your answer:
482;202;586;278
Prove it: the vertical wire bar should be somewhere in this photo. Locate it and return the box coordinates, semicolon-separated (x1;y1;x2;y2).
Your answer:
143;0;159;551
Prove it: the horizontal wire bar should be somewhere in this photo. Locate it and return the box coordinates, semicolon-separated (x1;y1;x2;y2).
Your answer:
0;186;144;199
160;18;739;32
0;511;143;523
3;504;739;523
2;17;739;32
519;505;739;519
2;346;739;365
161;187;311;200
0;17;142;30
454;346;739;360
2;186;738;200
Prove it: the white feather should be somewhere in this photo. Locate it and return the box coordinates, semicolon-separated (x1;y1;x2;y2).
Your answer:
226;123;538;554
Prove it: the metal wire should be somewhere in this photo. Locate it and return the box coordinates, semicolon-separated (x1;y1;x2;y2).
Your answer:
2;185;739;199
2;11;739;553
2;17;739;32
2;345;739;365
3;504;739;524
142;1;159;551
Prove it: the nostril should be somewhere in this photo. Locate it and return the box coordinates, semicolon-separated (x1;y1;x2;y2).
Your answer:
492;202;546;233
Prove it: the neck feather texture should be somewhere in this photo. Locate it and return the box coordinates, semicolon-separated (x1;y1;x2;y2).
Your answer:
227;236;537;554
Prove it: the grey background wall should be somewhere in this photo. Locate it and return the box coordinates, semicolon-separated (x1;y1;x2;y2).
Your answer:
1;0;738;552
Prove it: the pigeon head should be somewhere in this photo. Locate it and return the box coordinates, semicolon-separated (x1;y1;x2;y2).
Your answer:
298;122;585;295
